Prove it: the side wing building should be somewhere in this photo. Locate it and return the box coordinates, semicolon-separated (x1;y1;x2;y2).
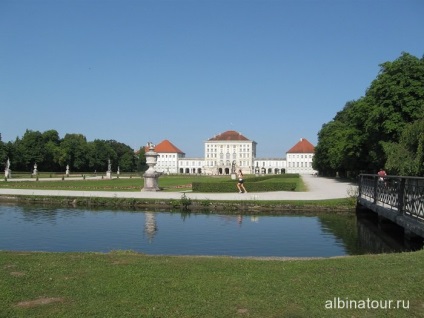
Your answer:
285;138;315;174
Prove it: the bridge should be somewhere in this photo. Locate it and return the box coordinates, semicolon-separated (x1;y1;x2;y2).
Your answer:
357;174;424;239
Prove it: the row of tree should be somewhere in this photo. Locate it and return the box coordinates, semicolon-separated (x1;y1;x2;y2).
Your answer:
0;130;147;173
313;52;424;177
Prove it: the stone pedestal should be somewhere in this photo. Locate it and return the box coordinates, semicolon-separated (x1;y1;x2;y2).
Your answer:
143;171;161;191
106;171;112;179
142;142;161;192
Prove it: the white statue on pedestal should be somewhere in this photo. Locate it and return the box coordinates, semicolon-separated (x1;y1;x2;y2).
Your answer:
4;158;11;178
142;142;161;191
106;159;112;179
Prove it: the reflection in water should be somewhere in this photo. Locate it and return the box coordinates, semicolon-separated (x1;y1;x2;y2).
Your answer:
318;213;423;255
318;214;361;255
250;216;259;223
0;203;422;257
218;215;260;226
356;214;423;253
144;212;157;243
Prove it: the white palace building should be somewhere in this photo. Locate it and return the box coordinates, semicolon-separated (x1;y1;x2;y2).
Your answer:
151;130;316;175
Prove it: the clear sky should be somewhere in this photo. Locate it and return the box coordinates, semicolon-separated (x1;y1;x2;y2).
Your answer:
1;0;423;158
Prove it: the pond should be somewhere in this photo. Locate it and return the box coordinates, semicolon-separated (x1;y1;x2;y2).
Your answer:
0;204;421;257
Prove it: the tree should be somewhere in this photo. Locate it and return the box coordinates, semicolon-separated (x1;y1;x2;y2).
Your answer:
59;134;89;172
313;100;369;176
364;52;424;171
87;139;116;172
136;146;147;172
2;129;139;173
314;52;424;176
42;130;61;171
383;119;424;176
106;140;135;172
15;130;45;171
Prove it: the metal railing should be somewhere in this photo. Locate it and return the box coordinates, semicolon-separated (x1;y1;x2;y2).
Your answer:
358;174;424;221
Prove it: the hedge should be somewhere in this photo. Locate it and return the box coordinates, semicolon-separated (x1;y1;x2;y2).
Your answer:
192;174;299;193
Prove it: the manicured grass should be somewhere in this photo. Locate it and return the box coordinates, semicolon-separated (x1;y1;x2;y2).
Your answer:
1;250;423;317
0;175;211;192
0;178;142;191
0;175;305;193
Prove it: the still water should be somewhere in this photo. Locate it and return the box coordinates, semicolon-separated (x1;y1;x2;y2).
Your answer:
0;204;421;257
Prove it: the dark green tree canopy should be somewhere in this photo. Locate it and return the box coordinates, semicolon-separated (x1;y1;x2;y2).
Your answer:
314;52;424;177
1;130;139;173
383;118;424;176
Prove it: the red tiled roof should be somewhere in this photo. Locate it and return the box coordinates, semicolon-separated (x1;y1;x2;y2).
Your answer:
287;138;315;153
208;130;250;141
146;140;185;154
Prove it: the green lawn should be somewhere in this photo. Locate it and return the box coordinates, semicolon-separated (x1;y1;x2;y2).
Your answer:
0;174;305;193
1;250;423;317
0;175;213;192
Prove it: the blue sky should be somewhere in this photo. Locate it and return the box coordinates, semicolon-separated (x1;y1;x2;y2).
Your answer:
1;0;423;158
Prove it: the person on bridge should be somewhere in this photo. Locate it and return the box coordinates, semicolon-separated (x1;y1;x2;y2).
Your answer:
378;168;387;184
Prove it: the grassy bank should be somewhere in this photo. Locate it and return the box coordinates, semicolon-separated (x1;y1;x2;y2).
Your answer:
1;250;423;317
0;194;355;213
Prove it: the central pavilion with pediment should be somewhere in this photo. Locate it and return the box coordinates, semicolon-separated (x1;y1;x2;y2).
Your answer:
203;130;256;175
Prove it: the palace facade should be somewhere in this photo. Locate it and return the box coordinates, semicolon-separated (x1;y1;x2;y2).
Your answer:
153;130;316;175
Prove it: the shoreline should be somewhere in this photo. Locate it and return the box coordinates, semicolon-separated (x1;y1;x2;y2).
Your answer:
0;193;355;213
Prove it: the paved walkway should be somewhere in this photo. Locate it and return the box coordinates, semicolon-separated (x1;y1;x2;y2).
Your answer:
0;175;357;201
